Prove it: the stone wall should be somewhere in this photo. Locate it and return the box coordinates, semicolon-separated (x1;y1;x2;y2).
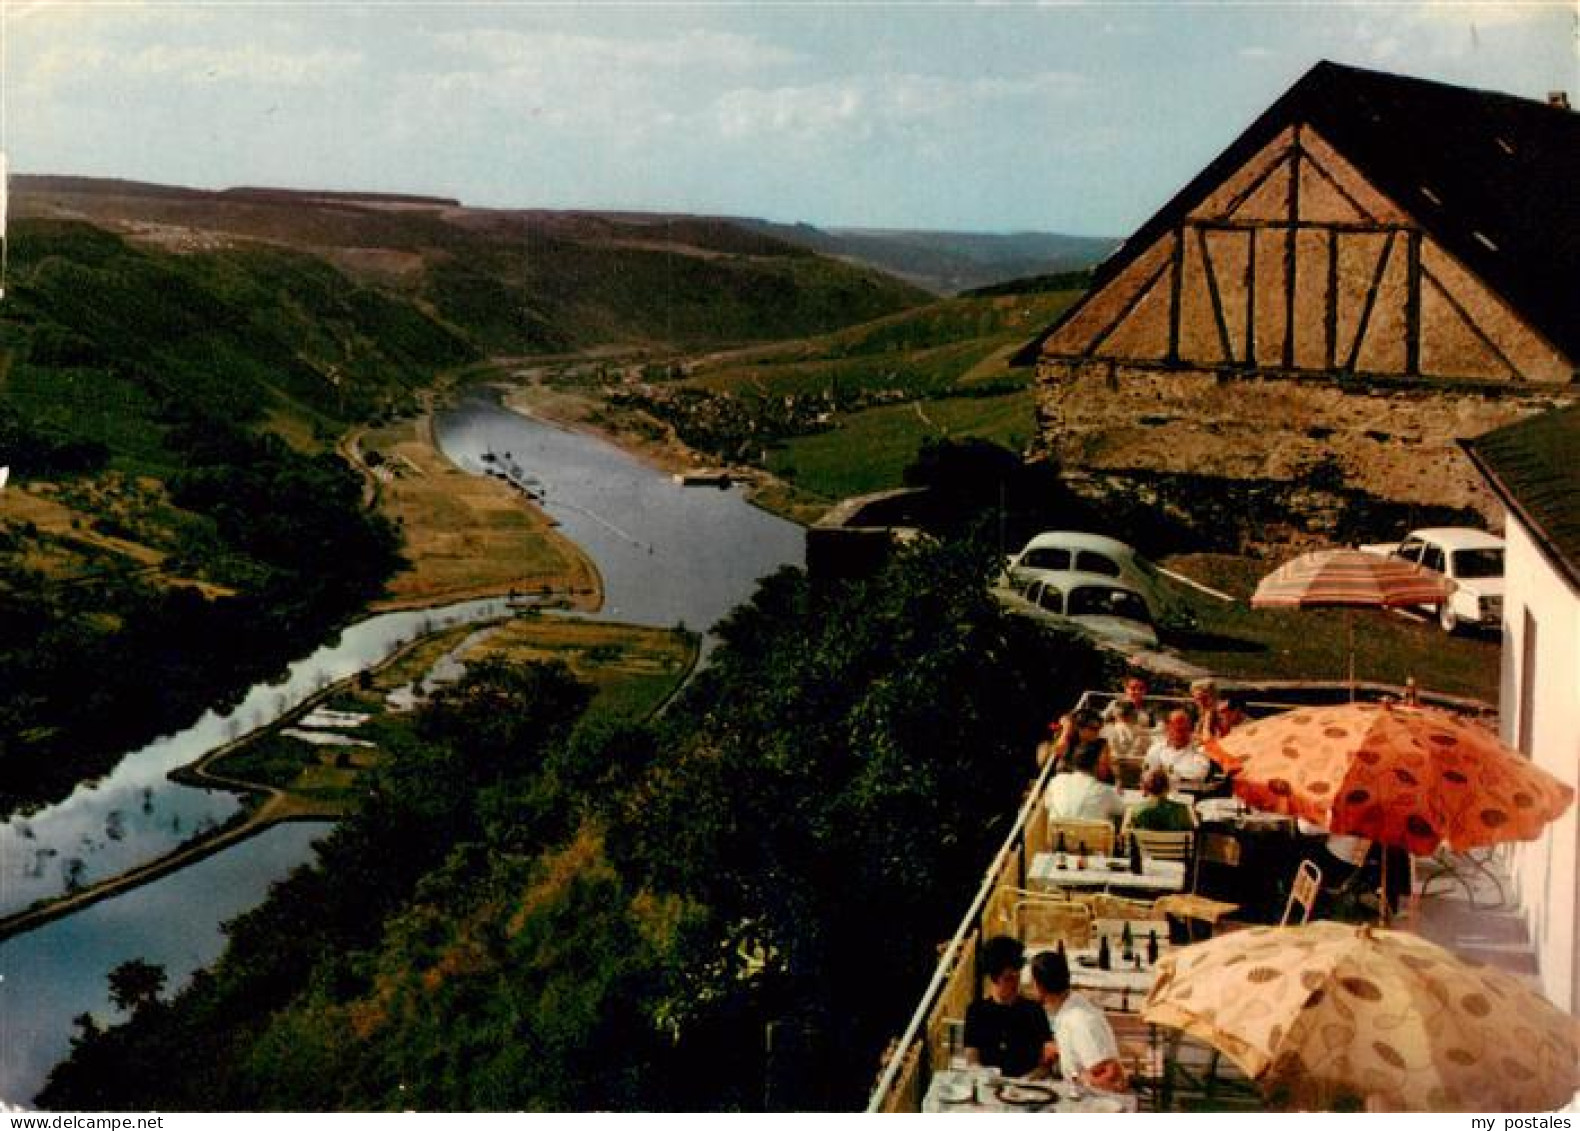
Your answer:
1032;360;1574;524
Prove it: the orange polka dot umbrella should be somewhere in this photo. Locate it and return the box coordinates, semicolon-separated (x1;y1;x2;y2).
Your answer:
1205;702;1574;855
1143;922;1580;1111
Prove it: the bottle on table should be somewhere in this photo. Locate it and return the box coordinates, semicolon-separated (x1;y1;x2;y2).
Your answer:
1097;933;1111;971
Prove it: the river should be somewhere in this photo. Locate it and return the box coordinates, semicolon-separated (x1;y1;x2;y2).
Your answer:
0;395;805;1103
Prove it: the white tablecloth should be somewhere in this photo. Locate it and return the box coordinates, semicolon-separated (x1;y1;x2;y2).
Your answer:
922;1068;1136;1113
1028;853;1187;894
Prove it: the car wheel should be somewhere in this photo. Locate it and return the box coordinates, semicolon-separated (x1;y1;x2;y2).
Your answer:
1438;603;1458;634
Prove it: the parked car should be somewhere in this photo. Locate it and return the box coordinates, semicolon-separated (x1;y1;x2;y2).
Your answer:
1360;527;1504;633
993;570;1161;649
1004;531;1190;630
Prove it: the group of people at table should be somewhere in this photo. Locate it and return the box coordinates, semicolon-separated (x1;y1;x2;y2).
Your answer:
949;677;1246;1100
1041;675;1241;834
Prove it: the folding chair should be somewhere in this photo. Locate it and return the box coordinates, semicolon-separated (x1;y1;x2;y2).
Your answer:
1015;899;1094;949
1280;859;1323;926
1132;829;1194;863
1048;817;1115;857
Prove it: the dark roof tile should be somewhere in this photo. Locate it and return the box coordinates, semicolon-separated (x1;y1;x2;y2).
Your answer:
1463;404;1580;590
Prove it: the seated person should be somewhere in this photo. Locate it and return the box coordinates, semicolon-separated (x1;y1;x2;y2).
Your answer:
1218;694;1249;733
1105;674;1156;729
1029;950;1128;1094
1124;770;1197;834
1045;739;1126;825
1190;677;1229;743
1045;708;1104;775
1143;709;1213;786
1100;698;1150;766
964;936;1053;1078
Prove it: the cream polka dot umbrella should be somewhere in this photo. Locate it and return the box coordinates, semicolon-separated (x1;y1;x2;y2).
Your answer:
1143;922;1580;1111
1205;701;1574;855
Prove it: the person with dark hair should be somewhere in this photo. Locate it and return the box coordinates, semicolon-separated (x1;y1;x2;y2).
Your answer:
1044;739;1125;823
1106;675;1156;729
1124;770;1197;834
963;936;1052;1078
1045;708;1104;775
1029;950;1128;1094
1218;694;1249;733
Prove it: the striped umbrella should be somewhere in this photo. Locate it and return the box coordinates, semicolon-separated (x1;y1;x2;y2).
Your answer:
1251;549;1454;610
1251;549;1454;696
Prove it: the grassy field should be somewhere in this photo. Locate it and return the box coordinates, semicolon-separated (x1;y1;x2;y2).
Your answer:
690;290;1074;400
765;389;1037;501
1160;554;1500;703
360;415;601;610
464;616;697;722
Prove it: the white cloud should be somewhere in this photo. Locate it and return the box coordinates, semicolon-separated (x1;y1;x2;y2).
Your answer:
432;28;800;74
715;70;1084;142
123;44;362;86
1411;1;1566;28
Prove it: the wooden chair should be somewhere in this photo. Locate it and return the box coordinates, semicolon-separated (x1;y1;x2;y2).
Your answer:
1048;817;1115;856
1108;1011;1168;1111
1280;859;1323;926
1014;899;1094;949
1133;829;1194;863
1089;893;1162;921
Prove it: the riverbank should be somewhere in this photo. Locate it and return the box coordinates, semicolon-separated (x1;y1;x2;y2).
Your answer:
499;380;831;526
347;408;605;615
0;621;477;943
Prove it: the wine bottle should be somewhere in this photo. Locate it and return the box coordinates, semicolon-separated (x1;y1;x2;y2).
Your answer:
1097;933;1111;971
1146;929;1160;966
1128;832;1144;875
1120;921;1134;960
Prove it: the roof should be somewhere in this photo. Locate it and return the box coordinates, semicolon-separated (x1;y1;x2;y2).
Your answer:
1018;61;1580;366
1406;528;1505;551
1016;531;1139;557
1461;404;1580;592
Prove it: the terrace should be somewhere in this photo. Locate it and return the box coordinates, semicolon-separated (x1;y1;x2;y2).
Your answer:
865;683;1558;1114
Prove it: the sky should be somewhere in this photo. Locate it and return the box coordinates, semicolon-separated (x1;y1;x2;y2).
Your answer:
2;1;1575;235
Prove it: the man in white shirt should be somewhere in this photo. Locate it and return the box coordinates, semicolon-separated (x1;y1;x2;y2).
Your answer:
1143;709;1212;785
1029;950;1128;1093
1045;740;1126;823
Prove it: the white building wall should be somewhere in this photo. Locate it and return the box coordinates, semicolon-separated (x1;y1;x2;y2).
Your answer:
1502;517;1580;1015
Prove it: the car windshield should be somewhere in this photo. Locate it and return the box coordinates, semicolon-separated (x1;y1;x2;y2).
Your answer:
1453;548;1504;579
1067;587;1153;624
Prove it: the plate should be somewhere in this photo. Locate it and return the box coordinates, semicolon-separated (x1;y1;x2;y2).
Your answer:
936;1081;974;1104
997;1082;1056;1105
1107;861;1130;872
1076;955;1100;967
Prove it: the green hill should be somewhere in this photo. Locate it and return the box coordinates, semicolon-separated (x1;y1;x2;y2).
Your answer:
12;177;930;357
592;286;1084;508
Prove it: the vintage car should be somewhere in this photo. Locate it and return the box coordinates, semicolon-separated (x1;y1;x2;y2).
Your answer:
993;570;1161;649
1360;527;1504;633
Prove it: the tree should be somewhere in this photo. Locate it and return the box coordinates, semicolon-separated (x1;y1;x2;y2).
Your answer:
607;536;1110;1105
107;958;167;1015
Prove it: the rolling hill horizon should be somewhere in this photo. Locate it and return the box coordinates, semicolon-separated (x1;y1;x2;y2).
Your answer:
10;173;1117;297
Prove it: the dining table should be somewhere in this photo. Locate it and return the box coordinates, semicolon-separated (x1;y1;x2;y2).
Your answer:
1022;919;1169;1008
1028;852;1187;895
922;1067;1137;1113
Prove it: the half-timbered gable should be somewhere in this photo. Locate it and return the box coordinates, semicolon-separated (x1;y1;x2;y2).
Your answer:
1026;62;1578;520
